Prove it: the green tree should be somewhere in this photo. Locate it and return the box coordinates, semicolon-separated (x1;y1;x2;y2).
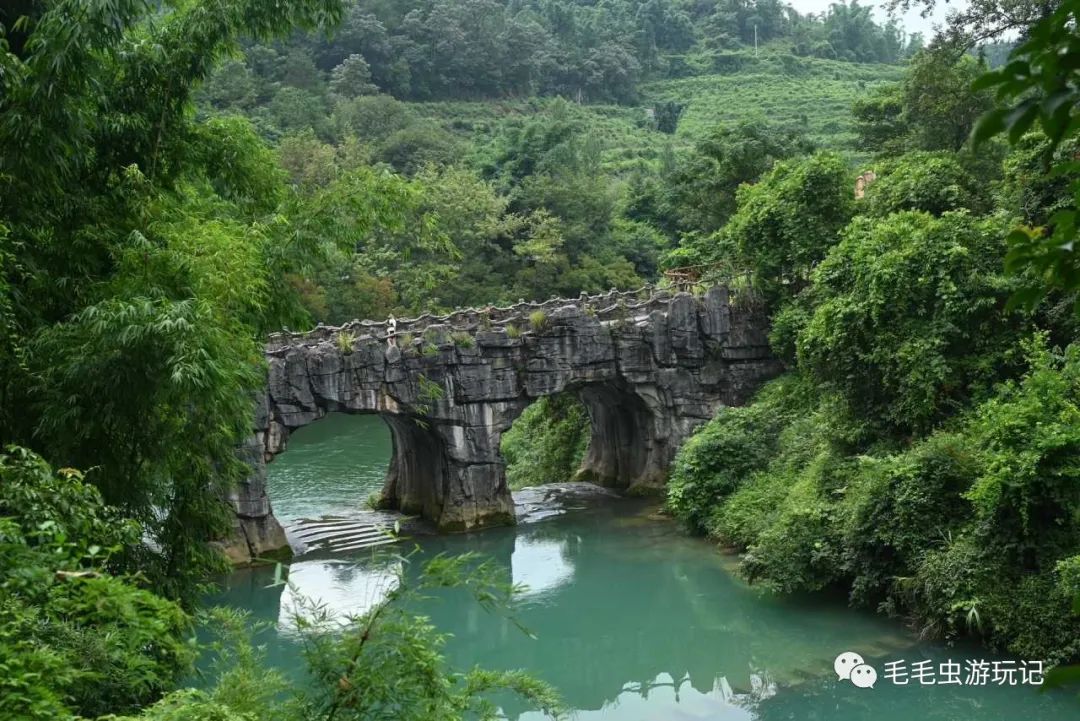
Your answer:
333;93;416;142
375;121;463;175
0;447;193;720
0;0;348;602
904;51;993;151
798;211;1025;433
403;166;563;309
861;150;989;216
282;46;325;91
854;51;994;154
268;86;331;137
997;133;1080;230
853;84;908;154
886;0;1054;50
718;152;854;299
279;130;344;188
199;59;259;111
118;554;564;721
970;0;1080;315
667;119;815;233
653;99;684;134
502;395;589;490
297;555;564;720
329;53;378;101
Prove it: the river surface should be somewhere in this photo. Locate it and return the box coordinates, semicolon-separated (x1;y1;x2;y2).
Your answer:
205;413;1079;720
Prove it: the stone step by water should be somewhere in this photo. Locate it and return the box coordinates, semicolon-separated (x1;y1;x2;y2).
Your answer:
291;520;387;536
332;536;399;553
287;517;400;554
293;528;389;545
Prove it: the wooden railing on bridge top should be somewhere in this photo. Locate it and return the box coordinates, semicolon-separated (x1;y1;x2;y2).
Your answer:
662;262;736;290
266;265;753;349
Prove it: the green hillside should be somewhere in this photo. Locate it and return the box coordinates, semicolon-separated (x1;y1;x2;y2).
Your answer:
644;56;905;153
404;56;904;175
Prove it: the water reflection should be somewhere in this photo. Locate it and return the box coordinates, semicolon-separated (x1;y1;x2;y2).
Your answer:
277;558;401;634
207;500;1079;721
411;510;909;717
511;538;574;599
267;413;391;524
513;671;766;721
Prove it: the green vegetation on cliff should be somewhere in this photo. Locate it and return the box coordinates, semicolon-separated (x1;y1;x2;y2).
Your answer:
665;48;1080;664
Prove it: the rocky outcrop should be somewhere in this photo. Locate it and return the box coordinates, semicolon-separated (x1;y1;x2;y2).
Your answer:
225;285;781;564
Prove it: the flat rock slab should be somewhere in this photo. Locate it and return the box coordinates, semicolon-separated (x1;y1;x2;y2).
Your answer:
513;482;623;524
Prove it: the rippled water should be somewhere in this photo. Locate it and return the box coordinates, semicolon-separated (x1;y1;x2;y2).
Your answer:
266;413;391;524
205;412;1079;720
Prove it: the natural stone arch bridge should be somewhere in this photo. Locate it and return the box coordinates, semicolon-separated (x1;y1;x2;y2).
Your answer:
225;281;782;562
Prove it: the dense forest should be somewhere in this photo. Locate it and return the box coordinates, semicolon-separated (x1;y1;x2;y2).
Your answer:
189;0;918;322
661;31;1080;668
1;0;1079;719
204;0;920;107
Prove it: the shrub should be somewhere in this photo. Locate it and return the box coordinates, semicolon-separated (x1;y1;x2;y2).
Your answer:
680;338;1080;661
335;330;357;354
502;395;589;490
420;329;441;356
981;573;1080;664
528;310;549;332
666;374;817;534
902;534;988;641
903;537;1080;663
963;338;1080;570
842;432;978;606
417;374;445;406
364;491;385;510
707;469;789;549
505;323;522;339
740;455;851;593
667;404;780;533
767;297;811;364
450;330;475;348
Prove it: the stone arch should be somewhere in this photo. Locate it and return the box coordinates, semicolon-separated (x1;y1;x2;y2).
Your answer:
377;401;521;533
572;382;666;491
224;286;785;564
257;408;443;526
255;393;523;537
380;413;448;521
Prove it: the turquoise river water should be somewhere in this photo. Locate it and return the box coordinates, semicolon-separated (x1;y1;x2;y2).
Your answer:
205;413;1080;720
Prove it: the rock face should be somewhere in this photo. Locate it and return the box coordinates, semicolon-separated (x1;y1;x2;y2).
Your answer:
226;285;782;564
